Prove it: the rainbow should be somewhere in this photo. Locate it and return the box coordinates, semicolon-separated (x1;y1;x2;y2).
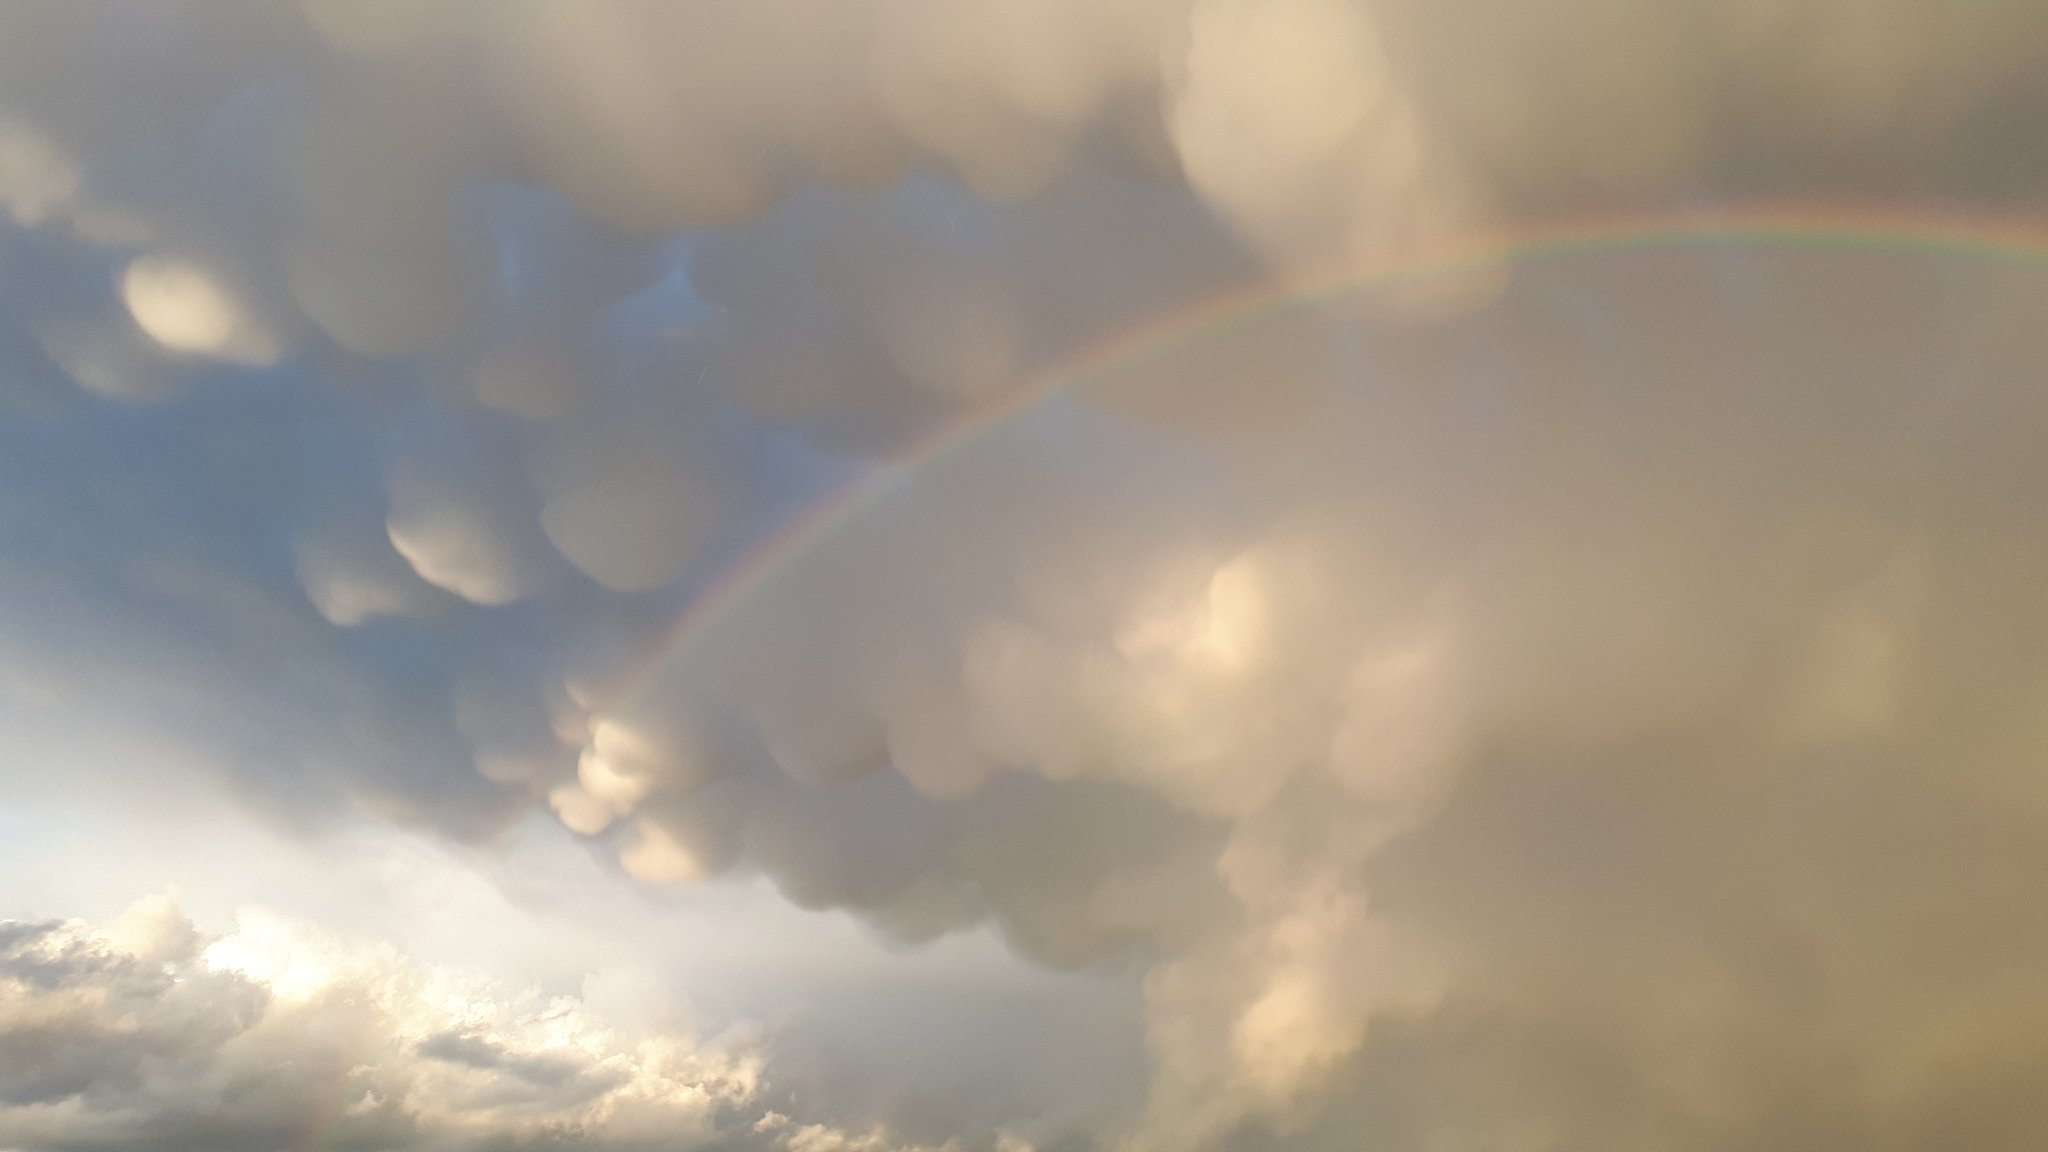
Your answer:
595;200;2048;715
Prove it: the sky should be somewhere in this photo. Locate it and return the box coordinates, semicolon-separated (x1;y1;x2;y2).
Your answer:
4;2;2048;1151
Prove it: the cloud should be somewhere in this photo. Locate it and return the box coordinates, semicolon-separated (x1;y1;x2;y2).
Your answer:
1;3;2048;1151
0;897;993;1152
574;248;2048;1149
119;255;280;366
0;115;78;228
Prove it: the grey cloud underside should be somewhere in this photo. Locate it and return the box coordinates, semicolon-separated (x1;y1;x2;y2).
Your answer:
4;1;2048;1151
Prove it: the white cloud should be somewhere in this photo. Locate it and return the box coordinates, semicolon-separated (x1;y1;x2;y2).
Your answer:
0;897;986;1152
120;256;280;366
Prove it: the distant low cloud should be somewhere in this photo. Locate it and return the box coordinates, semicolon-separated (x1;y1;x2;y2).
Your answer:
0;896;983;1152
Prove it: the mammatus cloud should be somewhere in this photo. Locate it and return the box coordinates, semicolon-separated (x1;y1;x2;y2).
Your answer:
582;250;2048;1149
2;2;2048;1151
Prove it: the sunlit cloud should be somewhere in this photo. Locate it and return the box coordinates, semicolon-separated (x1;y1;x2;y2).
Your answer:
0;898;968;1152
2;2;2048;1151
120;256;281;366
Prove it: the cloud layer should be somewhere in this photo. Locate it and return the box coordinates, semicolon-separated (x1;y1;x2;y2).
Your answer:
0;897;999;1152
3;2;2048;1150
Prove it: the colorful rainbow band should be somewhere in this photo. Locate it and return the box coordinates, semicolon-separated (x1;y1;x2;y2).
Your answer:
598;201;2048;715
